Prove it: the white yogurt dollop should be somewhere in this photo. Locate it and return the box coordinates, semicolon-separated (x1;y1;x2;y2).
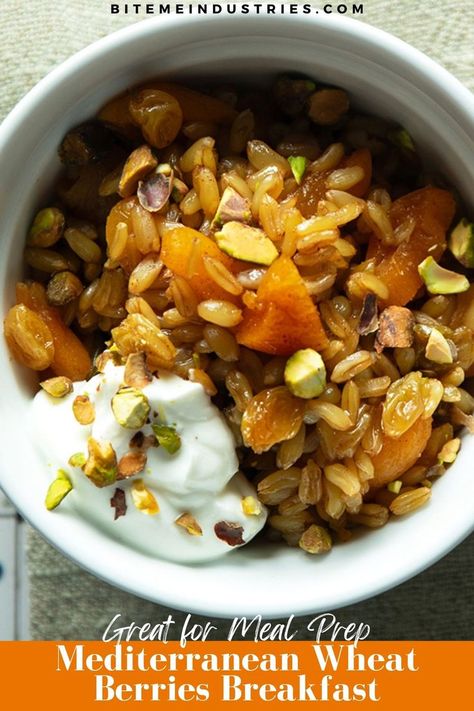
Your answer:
30;362;267;562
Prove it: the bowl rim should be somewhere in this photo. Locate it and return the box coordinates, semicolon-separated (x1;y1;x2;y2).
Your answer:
1;11;474;618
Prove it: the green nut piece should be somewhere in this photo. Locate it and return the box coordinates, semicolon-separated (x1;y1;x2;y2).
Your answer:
45;469;73;511
40;376;73;398
215;221;278;266
449;219;474;268
84;437;118;488
284;348;327;399
288;156;308;185
389;128;415;152
68;452;86;468
425;328;453;365
213;187;252;226
111;387;150;429
418;256;469;295
152;423;181;454
27;207;65;248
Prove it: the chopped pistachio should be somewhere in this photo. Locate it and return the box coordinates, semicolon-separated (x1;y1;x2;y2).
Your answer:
175;513;203;536
418;256;469;295
171;177;189;202
131;479;159;514
84;437;118;488
213;187;252;226
288;156;308;185
284;348;327;399
215;221;278;266
45;469;73;511
387;480;403;494
118;144;158;198
137;170;173;212
118;451;147;478
241;496;263;516
376;306;414;351
72;394;95;425
40;376;73;398
95;348;123;373
358;293;379;336
425;328;453;364
438;437;461;464
111;387;150;429
46;270;83;306
299;524;332;554
27;207;65;248
68;452;86;468
449;219;474;268
152;423;181;454
110;488;127;520
214;521;245;546
389;128;415;152
123;352;152;389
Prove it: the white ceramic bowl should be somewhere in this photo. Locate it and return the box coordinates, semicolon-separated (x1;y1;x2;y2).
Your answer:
1;13;473;618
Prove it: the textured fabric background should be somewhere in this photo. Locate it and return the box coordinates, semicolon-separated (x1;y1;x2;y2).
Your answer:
1;0;473;640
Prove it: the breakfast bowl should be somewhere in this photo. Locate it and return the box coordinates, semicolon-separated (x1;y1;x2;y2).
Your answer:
0;12;473;618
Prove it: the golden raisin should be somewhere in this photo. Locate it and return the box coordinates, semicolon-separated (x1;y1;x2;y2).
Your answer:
4;304;54;370
129;90;183;149
241;386;306;453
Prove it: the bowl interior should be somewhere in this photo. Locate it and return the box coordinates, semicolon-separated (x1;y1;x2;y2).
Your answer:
1;14;473;617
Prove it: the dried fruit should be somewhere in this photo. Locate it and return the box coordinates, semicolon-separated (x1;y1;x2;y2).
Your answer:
118;144;157;198
27;207;64;248
418;256;469;295
137;170;173;212
84;437;118;487
4;304;54;370
376;306;414;351
131;478;159;514
58;121;119;165
308;88;349;125
40;376;73;398
449;218;474;268
241;386;306;453
214;521;245;546
118;451;147;478
129;89;183;148
273;75;316;116
175;513;203;536
299;525;332;554
112;387;150;429
110;488;127;520
213;187;252;226
45;469;73;511
215;221;278;266
123;352;152;389
284;348;327;399
241;496;263;516
72;394;95;425
382;372;425;438
152;423;181;454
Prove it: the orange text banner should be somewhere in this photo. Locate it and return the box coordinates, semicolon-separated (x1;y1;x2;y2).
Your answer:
0;641;471;708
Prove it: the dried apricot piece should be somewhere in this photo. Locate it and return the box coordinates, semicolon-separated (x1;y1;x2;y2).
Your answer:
241;386;306;453
15;281;91;381
368;187;456;306
129;90;183;149
4;304;54;370
235;256;328;356
370;416;433;488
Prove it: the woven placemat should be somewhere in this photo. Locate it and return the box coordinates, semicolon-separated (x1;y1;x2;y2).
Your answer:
1;0;473;639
